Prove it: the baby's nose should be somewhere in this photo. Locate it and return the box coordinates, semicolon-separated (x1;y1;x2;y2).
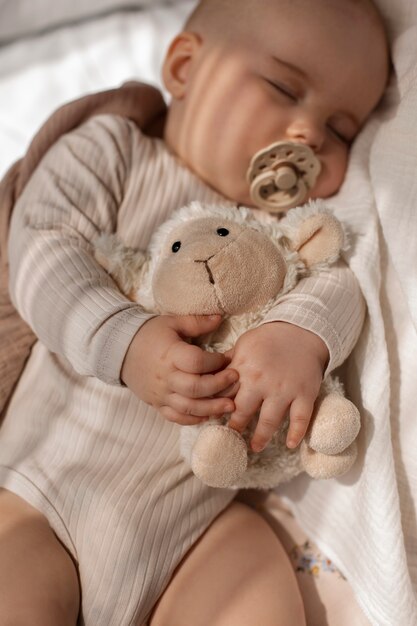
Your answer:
286;119;324;153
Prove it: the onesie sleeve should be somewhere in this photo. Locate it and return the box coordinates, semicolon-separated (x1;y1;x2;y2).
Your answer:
8;114;155;386
259;261;366;376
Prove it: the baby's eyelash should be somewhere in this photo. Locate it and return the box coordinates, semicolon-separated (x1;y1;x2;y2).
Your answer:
327;124;352;145
266;79;297;101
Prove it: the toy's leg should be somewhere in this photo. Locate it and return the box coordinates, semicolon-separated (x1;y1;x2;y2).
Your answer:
300;391;361;479
148;501;306;626
0;489;80;626
307;393;360;455
300;440;358;479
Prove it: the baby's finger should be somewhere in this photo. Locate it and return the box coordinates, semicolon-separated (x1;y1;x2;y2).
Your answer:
250;397;290;452
159;406;210;426
168;393;234;417
171;342;227;374
228;389;261;433
168;368;239;398
214;380;240;399
286;397;315;449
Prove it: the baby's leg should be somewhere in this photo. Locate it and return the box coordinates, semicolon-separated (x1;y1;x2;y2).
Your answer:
0;489;80;626
148;501;306;626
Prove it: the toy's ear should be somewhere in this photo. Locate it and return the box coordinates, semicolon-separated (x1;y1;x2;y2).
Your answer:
290;212;345;268
94;234;147;300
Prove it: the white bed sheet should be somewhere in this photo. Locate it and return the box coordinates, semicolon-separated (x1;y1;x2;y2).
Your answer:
0;0;196;178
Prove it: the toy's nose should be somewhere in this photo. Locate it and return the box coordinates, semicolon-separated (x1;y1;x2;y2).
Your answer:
194;256;215;285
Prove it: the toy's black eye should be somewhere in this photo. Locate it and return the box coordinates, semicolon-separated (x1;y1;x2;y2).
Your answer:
171;241;181;253
217;228;229;237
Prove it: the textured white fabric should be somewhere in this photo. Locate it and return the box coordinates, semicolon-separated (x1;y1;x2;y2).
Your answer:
0;0;186;43
0;0;197;178
277;2;417;624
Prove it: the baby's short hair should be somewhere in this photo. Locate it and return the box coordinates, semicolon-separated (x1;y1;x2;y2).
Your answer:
185;0;387;41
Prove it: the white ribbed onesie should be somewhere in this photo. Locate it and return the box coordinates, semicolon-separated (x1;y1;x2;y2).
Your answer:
0;115;365;625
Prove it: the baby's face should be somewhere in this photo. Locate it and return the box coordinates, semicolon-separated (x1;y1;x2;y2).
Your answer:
164;0;389;206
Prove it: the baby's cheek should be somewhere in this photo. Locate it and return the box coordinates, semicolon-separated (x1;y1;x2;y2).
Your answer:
311;151;348;199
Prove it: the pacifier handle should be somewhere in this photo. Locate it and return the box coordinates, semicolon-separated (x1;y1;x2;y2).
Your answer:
250;168;308;212
246;142;321;213
274;164;298;191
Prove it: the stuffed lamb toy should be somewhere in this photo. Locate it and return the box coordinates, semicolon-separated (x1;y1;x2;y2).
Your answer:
94;201;361;489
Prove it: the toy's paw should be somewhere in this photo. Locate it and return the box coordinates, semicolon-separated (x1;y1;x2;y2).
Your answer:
300;439;357;479
306;393;360;455
191;425;247;488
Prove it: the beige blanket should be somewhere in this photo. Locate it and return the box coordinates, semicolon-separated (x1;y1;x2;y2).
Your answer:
0;81;166;419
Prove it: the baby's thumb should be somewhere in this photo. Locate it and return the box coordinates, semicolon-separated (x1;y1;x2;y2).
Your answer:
174;314;223;338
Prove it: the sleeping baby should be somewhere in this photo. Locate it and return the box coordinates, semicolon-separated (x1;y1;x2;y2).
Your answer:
0;0;389;625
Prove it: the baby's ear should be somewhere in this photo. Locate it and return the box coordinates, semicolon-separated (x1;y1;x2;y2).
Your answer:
290;212;345;268
162;32;201;99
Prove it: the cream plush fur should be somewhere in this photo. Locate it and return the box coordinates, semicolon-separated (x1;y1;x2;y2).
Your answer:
95;200;360;489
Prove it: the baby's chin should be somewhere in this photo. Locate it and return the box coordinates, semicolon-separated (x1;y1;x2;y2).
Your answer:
307;188;338;203
309;174;344;202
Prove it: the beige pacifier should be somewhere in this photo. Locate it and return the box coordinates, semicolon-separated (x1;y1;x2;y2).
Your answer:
246;141;321;213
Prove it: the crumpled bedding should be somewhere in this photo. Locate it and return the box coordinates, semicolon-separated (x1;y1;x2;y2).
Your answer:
0;0;195;178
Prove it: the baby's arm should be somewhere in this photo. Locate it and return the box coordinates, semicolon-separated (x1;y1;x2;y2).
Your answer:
8;114;235;421
227;262;365;451
8;115;146;384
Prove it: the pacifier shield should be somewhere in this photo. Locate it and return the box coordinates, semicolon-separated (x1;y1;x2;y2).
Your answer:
246;141;321;213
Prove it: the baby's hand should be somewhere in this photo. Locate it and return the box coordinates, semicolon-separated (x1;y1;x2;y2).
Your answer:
121;315;238;425
226;322;329;451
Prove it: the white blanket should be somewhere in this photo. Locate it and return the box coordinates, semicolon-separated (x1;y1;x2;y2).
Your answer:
0;1;416;624
278;2;417;624
0;1;196;177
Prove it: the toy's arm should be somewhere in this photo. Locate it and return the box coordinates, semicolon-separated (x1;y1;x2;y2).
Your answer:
260;261;365;376
8;114;155;385
94;234;147;299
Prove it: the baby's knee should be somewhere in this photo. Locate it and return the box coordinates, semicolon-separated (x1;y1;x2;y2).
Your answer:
0;489;80;626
